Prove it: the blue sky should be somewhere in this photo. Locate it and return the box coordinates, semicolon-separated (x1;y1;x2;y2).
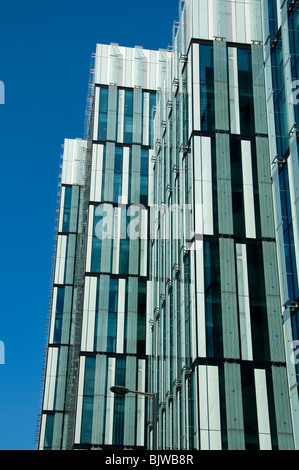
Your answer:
0;0;180;450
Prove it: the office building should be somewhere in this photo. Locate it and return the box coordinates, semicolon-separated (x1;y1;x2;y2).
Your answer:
37;0;298;450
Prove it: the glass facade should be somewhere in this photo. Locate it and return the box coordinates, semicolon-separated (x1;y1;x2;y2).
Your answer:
38;0;299;452
263;0;299;448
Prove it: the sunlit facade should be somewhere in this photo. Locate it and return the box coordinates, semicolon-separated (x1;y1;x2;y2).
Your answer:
37;0;298;451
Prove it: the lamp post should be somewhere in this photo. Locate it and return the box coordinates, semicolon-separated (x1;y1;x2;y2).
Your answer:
110;385;158;450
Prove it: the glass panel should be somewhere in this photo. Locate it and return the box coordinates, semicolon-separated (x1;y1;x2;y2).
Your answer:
124;90;133;144
81;357;95;444
113;358;126;445
62;187;72;232
98;87;109;141
54;288;65;344
200;45;215;132
44;414;55;450
113;146;123;203
204;240;223;358
238;48;255;136
230;137;245;238
241;364;259;450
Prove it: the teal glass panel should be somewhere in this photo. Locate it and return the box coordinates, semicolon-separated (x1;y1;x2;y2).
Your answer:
62;187;72;232
149;92;156;146
204;240;223;358
107;278;118;353
113;358;126;445
53;288;65;344
279;166;299;300
230;137;245;238
237;48;255;136
81;357;95;444
137;281;146;355
124;90;133;144
241;364;259;450
91;206;103;273
247;243;270;362
44;414;55;450
140;148;148;206
200;45;215;132
271;44;288;157
113;146;123;203
98;87;109;141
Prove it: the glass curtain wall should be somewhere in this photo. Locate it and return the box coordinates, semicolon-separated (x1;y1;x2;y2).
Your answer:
150;0;294;451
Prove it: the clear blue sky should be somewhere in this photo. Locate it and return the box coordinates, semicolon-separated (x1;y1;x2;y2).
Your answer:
0;0;180;450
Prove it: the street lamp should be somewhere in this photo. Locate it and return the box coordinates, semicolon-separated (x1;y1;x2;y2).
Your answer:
110;385;158;450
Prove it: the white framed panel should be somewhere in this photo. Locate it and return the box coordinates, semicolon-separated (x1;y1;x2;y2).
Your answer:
49;287;58;344
75;356;86;444
192;43;201;132
93;86;100;141
228;47;241;134
58;186;65;233
136;359;146;446
121;146;130;205
207;365;222;450
90;144;104;203
201;136;214;235
105;357;116;445
140;208;148;277
81;276;97;351
43;346;58;411
142;92;150;146
241;140;256;239
254;369;272;450
196;240;206;357
236;243;253;361
116;279;126;354
117;89;125;143
54;235;67;285
85;205;94;273
112;207;121;275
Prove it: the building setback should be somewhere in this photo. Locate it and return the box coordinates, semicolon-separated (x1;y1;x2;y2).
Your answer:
37;0;298;451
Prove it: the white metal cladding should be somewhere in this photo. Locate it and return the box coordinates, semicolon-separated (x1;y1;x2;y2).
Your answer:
183;0;261;46
61;138;86;186
94;43;169;90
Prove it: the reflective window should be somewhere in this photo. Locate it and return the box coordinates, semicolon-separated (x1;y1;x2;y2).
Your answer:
62;187;72;232
54;288;65;344
200;45;215;132
81;357;95;444
98;87;109;141
113;146;123;203
237;48;255;136
140;148;148;206
107;278;118;353
124;90;133;144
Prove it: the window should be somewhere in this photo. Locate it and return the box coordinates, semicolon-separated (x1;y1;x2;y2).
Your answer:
107;278;118;353
230;137;246;238
54;288;65;344
279;166;299;300
81;357;95;444
200;45;215;132
113;146;123;203
140;148;148;206
204;240;223;358
237;48;255;136
98;87;109;141
124;90;133;144
62;187;72;232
